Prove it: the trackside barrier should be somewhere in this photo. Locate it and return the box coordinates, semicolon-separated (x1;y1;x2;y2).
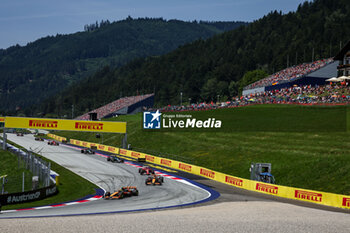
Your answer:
69;139;120;155
4;140;59;186
47;134;67;143
0;184;57;206
61;135;350;210
0;140;59;205
69;138;146;161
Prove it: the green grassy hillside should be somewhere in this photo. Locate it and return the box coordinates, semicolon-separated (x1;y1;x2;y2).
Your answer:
55;105;350;195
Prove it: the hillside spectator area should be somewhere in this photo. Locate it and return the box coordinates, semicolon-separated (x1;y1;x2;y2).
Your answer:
76;94;154;120
244;58;334;90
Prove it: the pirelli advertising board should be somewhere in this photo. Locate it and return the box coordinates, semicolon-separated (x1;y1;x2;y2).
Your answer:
69;138;120;155
47;133;67;142
5;117;126;134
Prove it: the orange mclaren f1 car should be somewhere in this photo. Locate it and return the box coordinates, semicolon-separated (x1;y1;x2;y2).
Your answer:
145;174;164;185
103;186;139;200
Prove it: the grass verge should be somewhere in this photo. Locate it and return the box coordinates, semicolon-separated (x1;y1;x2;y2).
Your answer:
0;149;33;193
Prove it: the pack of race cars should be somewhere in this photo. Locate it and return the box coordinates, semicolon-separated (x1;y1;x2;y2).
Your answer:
138;166;164;185
34;133;166;195
103;166;166;200
79;146;164;187
31;133;163;187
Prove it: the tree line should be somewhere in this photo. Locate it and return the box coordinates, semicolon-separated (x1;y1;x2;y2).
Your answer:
0;17;245;114
30;0;350;118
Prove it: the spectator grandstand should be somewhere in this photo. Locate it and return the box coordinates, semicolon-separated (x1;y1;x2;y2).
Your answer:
156;83;350;112
244;58;334;91
239;83;350;105
76;94;154;120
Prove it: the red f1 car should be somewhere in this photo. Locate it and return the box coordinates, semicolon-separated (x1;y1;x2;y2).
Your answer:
145;174;164;185
138;166;155;175
48;140;59;146
103;186;139;200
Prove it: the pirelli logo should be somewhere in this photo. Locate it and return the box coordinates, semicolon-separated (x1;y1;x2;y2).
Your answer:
145;155;154;162
119;149;127;155
161;159;172;166
179;163;192;172
294;190;322;202
98;145;105;150
256;183;278;194
200;168;215;179
131;152;140;158
225;176;243;187
76;141;81;145
342;198;350;207
75;122;103;130
82;142;88;146
108;147;116;152
29;120;58;128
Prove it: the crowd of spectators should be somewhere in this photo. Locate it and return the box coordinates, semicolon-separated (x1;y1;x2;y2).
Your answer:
76;94;154;120
244;58;334;90
238;83;350;105
157;83;350;112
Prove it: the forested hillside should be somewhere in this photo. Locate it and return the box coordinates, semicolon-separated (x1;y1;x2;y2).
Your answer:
0;17;245;112
36;0;350;118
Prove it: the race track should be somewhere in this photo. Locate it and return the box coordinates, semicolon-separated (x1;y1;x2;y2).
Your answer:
1;133;214;218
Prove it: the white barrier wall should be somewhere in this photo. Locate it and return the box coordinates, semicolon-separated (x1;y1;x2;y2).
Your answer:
242;87;265;96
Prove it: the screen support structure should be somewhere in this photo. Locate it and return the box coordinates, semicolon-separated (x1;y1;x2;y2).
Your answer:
2;128;6;150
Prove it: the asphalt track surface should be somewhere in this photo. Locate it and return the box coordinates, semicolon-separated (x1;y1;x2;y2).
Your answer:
1;133;350;232
1;133;213;218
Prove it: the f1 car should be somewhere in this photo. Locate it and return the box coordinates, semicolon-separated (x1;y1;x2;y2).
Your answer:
138;166;155;175
145;174;164;185
35;137;44;141
48;140;59;146
16;133;24;136
81;148;95;154
121;186;139;196
103;186;138;200
107;155;124;163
